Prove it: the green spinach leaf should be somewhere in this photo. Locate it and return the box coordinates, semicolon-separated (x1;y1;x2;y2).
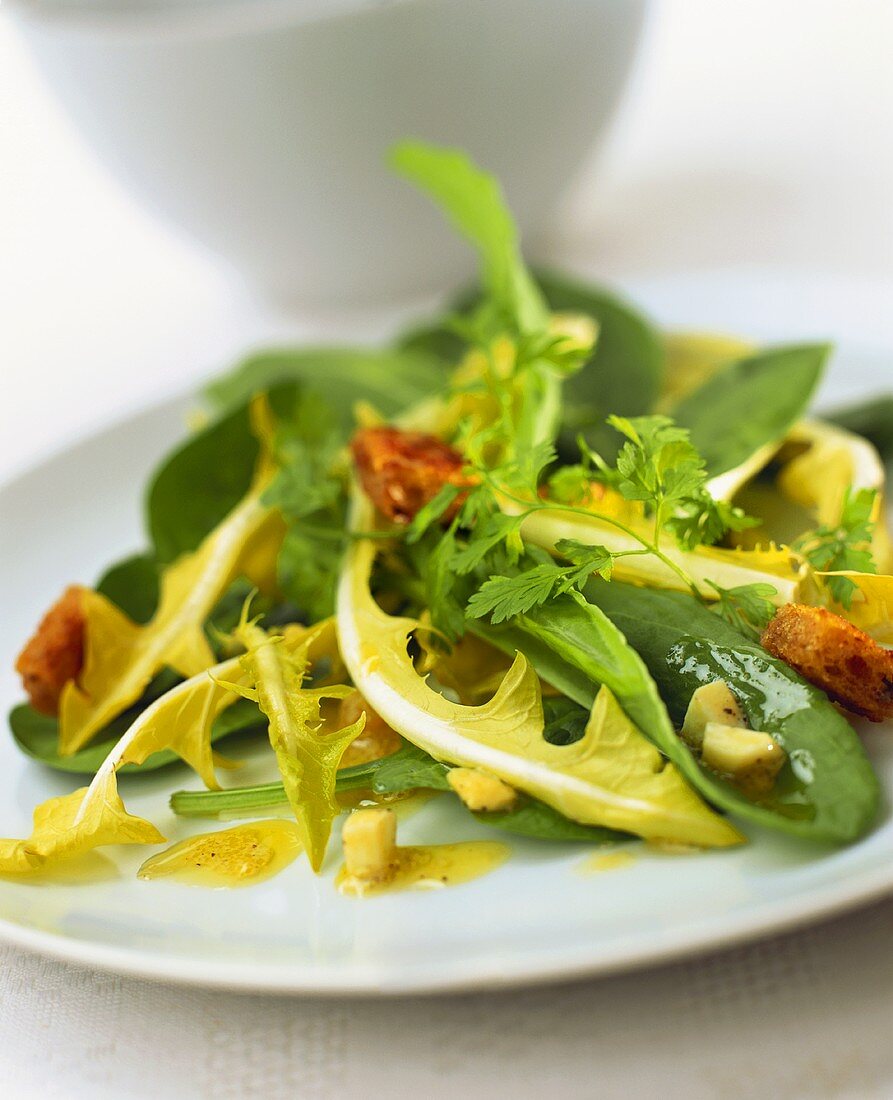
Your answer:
9;697;264;777
146;400;259;563
534;269;665;454
672;344;829;477
542;695;589;745
584;581;880;842
96;553;161;624
205;346;446;430
367;745;452;793
474;795;627;843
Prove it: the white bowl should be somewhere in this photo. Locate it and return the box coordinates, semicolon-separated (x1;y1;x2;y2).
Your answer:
9;0;646;305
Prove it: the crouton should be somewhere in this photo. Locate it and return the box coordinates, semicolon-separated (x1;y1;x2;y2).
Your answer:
15;586;86;716
761;604;893;722
350;426;473;524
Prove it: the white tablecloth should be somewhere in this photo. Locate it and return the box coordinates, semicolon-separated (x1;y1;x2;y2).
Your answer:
2;3;892;1097
3;900;893;1099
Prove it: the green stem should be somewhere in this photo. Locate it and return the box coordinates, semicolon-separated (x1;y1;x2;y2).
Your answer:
170;755;390;818
491;481;704;600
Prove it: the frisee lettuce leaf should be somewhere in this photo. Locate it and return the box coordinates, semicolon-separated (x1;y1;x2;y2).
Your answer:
0;774;164;877
58;397;284;754
0;621;342;877
335;493;741;847
221;619;361;871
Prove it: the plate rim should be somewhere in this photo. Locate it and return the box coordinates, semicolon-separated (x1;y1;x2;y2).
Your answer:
2;364;892;997
1;860;892;995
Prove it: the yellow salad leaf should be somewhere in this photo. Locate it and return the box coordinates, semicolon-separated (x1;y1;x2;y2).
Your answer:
820;572;893;644
0;773;163;878
518;505;808;606
231;621;362;871
777;419;892;571
95;653;247;789
59;399;284;755
0;618;343;878
415;620;513;705
337;500;741;848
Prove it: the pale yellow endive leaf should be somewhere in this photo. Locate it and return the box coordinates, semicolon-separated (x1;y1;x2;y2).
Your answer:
0;774;164;877
337;497;741;848
59;399;283;755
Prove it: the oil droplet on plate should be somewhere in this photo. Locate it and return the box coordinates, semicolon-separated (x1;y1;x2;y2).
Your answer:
337;788;442;819
578;849;636;874
137;820;302;889
336;840;509;897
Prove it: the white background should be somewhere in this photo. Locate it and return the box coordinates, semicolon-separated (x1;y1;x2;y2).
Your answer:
1;1;892;1097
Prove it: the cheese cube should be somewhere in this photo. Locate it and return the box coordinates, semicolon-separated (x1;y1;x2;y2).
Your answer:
448;768;517;813
701;723;786;794
342;807;397;881
682;681;746;747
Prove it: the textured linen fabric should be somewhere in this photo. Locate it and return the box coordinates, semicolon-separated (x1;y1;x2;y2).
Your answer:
1;897;892;1099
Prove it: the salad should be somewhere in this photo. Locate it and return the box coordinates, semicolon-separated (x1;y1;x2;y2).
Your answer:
4;142;893;895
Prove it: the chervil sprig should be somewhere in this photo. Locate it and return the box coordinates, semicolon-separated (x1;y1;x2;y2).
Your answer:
705;581;777;642
406;413;774;637
793;487;878;608
467;540;613;624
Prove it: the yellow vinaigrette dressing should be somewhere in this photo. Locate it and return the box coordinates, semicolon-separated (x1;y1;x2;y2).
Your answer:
578;849;637;874
336;840;509;897
137;820;303;888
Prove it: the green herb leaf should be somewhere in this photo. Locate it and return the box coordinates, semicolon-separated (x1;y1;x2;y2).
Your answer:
405;484;462;544
390;142;548;335
468;565;561;624
706;581;778;642
793;487;879;608
451;513;525;574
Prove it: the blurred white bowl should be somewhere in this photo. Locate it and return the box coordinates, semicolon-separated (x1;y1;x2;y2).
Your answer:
9;0;646;305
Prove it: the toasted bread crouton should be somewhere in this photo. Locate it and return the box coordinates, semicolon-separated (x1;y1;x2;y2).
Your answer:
15;586;86;715
350;426;472;524
761;604;893;722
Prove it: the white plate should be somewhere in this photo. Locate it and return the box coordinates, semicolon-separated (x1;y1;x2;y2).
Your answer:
0;331;891;996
